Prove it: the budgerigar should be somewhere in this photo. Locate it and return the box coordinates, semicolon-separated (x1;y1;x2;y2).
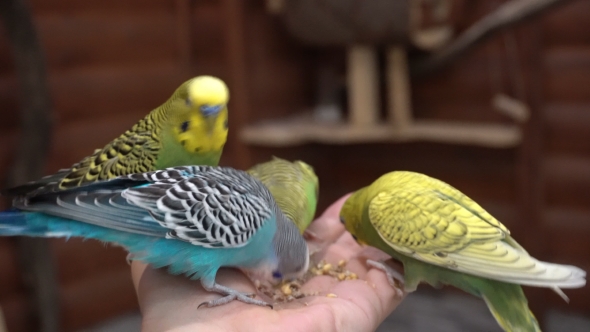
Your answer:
5;76;229;197
247;157;319;234
340;171;586;332
0;166;309;308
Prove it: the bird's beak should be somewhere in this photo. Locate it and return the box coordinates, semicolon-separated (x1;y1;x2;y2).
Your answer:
205;115;217;136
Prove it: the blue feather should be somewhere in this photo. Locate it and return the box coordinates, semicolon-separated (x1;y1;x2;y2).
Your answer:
0;209;277;282
0;209;48;235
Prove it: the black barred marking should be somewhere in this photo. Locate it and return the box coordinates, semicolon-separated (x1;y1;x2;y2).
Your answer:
119;166;274;248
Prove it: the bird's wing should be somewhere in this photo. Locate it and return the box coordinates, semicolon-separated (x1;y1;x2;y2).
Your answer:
367;187;584;287
5;126;160;197
14;166;274;249
122;166;273;248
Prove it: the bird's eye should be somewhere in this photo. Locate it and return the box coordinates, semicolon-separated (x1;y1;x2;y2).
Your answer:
339;217;346;224
272;271;283;279
180;121;190;132
223;118;228;129
185;98;191;107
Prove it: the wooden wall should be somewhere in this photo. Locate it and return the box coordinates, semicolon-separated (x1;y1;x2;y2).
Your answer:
0;0;588;330
0;1;230;331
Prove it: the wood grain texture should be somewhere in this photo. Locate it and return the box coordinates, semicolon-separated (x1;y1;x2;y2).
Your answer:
0;0;589;330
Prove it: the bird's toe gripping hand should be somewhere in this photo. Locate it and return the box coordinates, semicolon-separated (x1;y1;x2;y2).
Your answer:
366;259;405;298
199;280;273;309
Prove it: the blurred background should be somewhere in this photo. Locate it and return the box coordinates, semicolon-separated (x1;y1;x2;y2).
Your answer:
0;0;589;331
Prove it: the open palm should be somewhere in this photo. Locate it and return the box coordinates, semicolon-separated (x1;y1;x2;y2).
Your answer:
131;195;404;332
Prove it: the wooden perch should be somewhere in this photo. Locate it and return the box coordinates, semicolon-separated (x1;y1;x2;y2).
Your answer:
410;0;577;76
347;45;380;127
241;116;522;148
0;0;58;332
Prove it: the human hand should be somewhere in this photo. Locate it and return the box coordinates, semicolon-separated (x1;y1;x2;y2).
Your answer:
131;195;404;332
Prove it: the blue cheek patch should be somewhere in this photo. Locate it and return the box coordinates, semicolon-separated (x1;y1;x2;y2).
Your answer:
200;104;223;117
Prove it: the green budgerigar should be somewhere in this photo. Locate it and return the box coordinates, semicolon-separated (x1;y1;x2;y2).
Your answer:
340;171;586;332
247;157;319;233
5;76;229;196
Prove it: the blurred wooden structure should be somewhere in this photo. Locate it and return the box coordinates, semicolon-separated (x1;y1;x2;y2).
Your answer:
244;0;569;148
0;0;589;331
1;0;58;331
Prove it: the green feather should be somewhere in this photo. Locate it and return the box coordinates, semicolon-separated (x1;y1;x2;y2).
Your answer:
359;208;540;332
247;157;319;233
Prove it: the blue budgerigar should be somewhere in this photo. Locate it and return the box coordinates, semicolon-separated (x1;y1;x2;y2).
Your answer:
0;166;309;308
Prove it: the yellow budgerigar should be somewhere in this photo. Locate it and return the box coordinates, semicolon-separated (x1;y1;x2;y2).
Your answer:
340;171;586;332
6;76;229;196
247;157;319;234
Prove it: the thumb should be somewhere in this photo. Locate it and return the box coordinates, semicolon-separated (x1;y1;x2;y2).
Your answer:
306;194;352;251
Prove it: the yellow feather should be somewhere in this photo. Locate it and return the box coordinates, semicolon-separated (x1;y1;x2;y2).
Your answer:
357;171;585;289
6;75;230;196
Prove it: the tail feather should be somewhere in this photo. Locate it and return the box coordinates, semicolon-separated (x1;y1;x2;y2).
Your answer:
0;209;48;236
482;283;541;332
407;258;543;332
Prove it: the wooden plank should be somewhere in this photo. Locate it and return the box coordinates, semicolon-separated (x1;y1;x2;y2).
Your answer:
543;47;590;102
0;131;18;180
0;294;29;332
544;156;590;211
538;223;590;313
29;0;176;15
544;103;590;156
0;76;19;131
175;0;193;68
36;13;177;69
414;100;514;123
52;239;128;285
0;239;23;299
222;0;251;169
241;118;522;147
191;2;226;60
247;59;314;122
60;269;137;332
544;207;590;232
541;1;590;48
43;63;212;123
0;34;15;74
413;49;506;105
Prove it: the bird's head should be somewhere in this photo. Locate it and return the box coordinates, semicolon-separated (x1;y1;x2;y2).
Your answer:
171;76;229;155
245;210;310;285
272;212;310;282
339;189;368;245
295;160;320;231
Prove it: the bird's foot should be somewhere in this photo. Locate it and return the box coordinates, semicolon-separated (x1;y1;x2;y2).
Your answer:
303;229;319;241
366;259;405;298
126;253;134;265
199;281;273;309
304;230;325;255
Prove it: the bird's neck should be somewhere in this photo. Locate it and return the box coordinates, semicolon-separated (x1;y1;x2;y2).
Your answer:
155;131;222;169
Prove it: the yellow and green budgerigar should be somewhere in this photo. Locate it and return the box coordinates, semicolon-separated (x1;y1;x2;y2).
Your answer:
247;157;319;234
340;171;586;332
6;76;229;197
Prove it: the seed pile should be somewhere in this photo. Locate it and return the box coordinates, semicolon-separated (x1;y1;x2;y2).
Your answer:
256;259;359;303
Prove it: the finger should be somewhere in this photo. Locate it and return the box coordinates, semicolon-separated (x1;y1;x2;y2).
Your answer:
133;265;271;331
131;261;148;292
306;194;352;250
364;267;405;316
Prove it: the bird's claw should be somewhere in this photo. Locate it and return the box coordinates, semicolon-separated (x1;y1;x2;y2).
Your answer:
198;292;272;309
366;259;405;298
199;282;273;309
126;253;134;265
303;229;319;241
